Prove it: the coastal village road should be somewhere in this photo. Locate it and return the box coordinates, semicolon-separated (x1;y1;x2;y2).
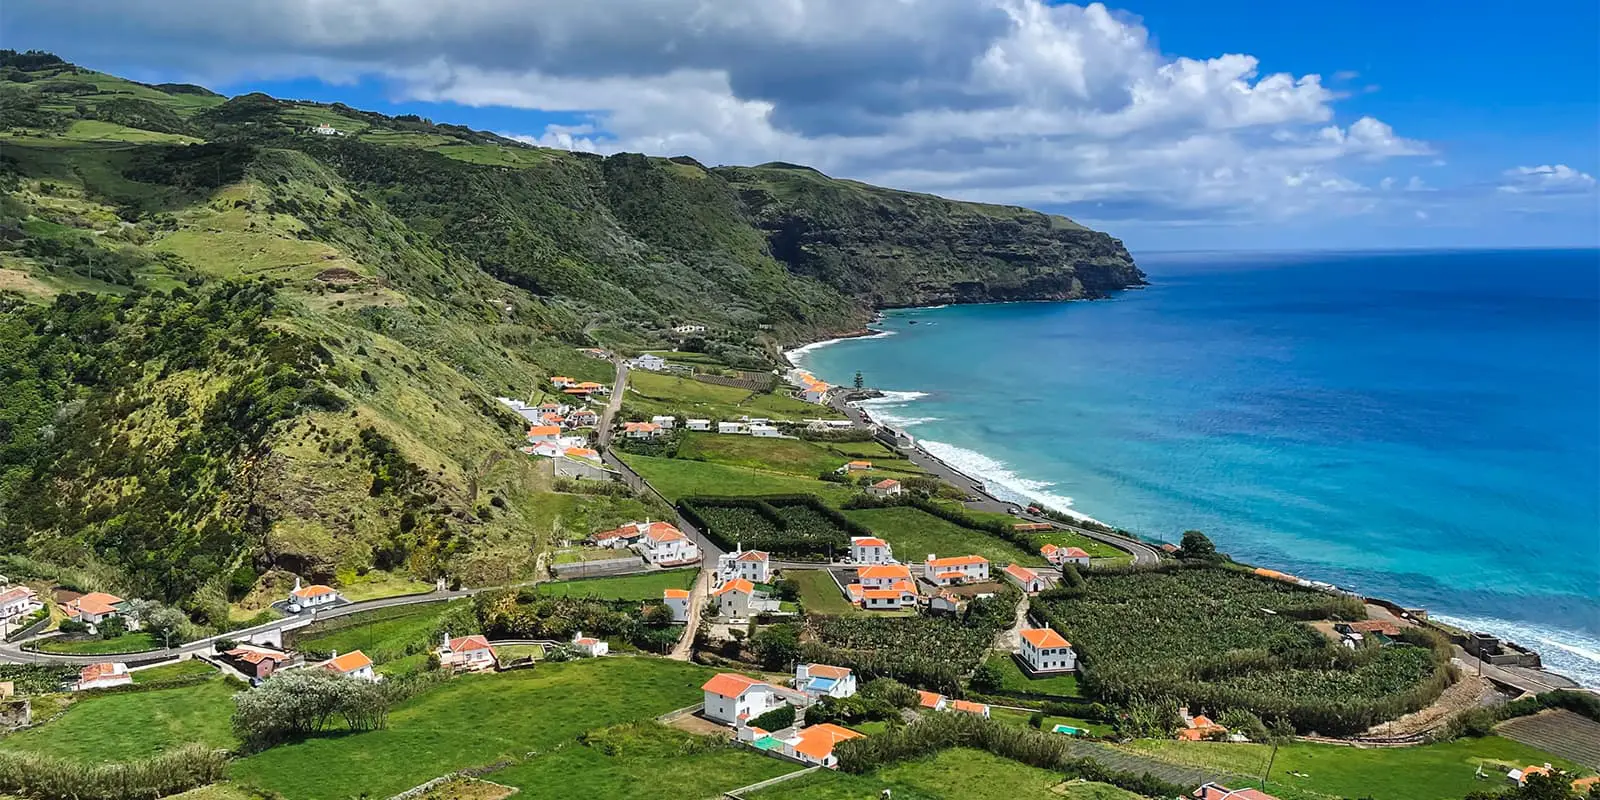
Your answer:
669;565;711;661
596;360;629;448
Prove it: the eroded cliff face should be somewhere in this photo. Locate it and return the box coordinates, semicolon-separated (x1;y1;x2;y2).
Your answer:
719;164;1146;309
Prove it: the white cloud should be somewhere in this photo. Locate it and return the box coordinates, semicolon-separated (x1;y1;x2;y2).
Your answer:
1499;164;1598;194
3;0;1451;225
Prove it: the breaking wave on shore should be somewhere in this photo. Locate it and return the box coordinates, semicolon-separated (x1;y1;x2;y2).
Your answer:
784;329;895;368
1433;613;1600;690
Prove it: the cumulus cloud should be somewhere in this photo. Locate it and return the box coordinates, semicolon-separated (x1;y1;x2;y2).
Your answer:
1499;164;1598;195
2;0;1452;224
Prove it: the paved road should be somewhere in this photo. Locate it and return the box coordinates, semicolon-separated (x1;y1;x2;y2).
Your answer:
0;589;471;666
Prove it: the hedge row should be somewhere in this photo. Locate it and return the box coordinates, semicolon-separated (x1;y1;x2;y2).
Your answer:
679;495;871;558
0;744;228;800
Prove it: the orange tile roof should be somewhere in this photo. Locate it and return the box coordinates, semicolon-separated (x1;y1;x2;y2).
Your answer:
1040;543;1059;555
527;425;562;436
847;460;871;468
950;699;988;715
540;412;565;423
66;592;123;616
1062;547;1090;558
934;570;966;581
0;586;36;604
78;662;126;683
551;376;574;383
564;447;599;459
805;664;852;680
291;584;336;599
1020;628;1070;648
862;587;914;600
1345;620;1402;635
1002;564;1040;582
851;537;888;548
917;690;944;708
645;525;687;543
714;579;754;596
448;635;493;652
663;589;690;599
702;673;766;698
225;647;287;665
856;564;910;580
926;554;987;568
736;550;770;562
872;479;900;489
791;723;863;760
323;651;373;673
624;422;661;432
575;382;604;389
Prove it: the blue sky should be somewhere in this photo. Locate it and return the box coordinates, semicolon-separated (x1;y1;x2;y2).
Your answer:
5;0;1596;252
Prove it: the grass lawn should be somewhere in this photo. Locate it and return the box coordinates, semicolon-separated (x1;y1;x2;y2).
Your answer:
36;631;161;654
486;721;799;799
331;569;435;602
677;432;842;477
553;547;632;564
844;506;1045;567
980;652;1085;700
1123;737;1591;800
0;677;238;761
497;643;545;661
131;659;216;683
289;601;461;663
1028;530;1127;561
750;747;1140;800
789;569;859;616
232;658;720;800
620;453;851;503
626;370;843;422
535;568;697;601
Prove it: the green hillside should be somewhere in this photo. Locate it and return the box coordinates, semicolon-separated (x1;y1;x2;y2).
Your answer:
0;50;1143;619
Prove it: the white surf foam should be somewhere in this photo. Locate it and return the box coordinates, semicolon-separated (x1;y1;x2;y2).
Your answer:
784;329;895;368
1432;612;1600;690
917;438;1106;526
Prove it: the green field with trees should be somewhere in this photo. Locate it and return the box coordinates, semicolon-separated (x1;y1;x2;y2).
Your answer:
682;495;863;558
534;568;697;601
845;506;1044;566
0;677;239;761
803;588;1021;694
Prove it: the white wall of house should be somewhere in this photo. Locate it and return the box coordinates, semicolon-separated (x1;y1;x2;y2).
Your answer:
704;685;782;726
666;597;689;623
851;540;894;564
1022;641;1077;673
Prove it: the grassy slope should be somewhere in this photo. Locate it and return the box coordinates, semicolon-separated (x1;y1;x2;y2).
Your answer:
131;659;217;683
0;677;238;761
288;602;463;663
618;453;853;503
625;371;844;423
845;506;1044;566
35;631;162;654
750;748;1139;800
535;568;697;601
790;569;860;616
231;658;718;799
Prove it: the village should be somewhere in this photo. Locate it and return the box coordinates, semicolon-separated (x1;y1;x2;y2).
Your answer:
0;342;1592;800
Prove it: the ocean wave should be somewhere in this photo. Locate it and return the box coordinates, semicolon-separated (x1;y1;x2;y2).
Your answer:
784;329;895;368
917;438;1107;526
851;391;934;427
1432;613;1600;690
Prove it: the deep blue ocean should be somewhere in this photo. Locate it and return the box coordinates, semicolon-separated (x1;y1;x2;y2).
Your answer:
793;249;1600;687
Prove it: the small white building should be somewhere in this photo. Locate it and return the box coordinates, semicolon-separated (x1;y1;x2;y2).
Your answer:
857;583;918;610
718;546;771;584
750;424;782;438
850;536;895;565
631;354;667;371
591;519;676;548
623;421;664;439
780;723;863;769
1001;563;1047;594
713;578;758;618
319;650;379;682
310;123;341;136
923;555;989;586
565;408;599;427
572;632;610;657
685;419;712;431
288;579;341;612
1019;628;1076;673
673;324;708;334
701;673;787;727
550;376;576;389
536;401;570;417
718;421;749;435
0;586;40;620
62;592;124;626
1041;544;1090;567
74;662;131;691
638;524;701;566
650;415;677;430
436;633;497;672
526;424;564;444
663;589;691;623
795;664;857;700
866;479;903;498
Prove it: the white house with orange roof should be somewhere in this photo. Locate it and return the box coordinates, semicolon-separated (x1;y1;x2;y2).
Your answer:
950;699;991;717
638;523;700;566
713;578;759;618
526;424;564;444
550;376;576;389
850;535;894;564
623;421;664;439
287;578;340;612
780;723;863;768
436;633;497;672
795;664;857;699
1001;563;1047;594
74;662;131;691
319;650;379;681
62;592;124;626
572;631;609;657
590;520;655;548
565;408;599;428
1041;543;1091;567
854;563;912;590
717;545;771;584
1193;784;1281;800
1019;628;1076;673
0;585;40;620
536;400;570;417
923;554;989;586
702;673;788;726
840;460;872;472
847;580;919;610
663;588;691;623
917;690;948;711
867;478;902;498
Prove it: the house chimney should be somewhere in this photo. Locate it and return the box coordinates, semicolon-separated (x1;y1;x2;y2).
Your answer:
927;554;936;563
796;664;809;682
442;631;451;650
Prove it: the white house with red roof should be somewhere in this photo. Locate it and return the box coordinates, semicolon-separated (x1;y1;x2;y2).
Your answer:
950;699;991;717
319;650;379;681
1001;563;1047;594
436;633;497;672
850;536;894;564
571;631;610;657
717;545;771;583
713;579;760;619
795;664;857;699
846;563;918;610
701;673;788;726
74;662;131;691
526;424;564;444
222;644;296;681
62;592;124;625
780;723;864;768
590;520;656;548
287;578;340;612
623;421;664;439
565;408;599;428
1019;628;1076;673
1194;784;1281;800
1041;543;1090;567
917;690;948;711
0;585;40;620
638;524;700;566
854;563;912;589
923;554;989;586
867;478;903;498
663;588;691;623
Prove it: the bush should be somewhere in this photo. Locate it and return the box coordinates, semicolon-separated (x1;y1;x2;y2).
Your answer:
232;669;391;751
750;624;801;669
0;744;228;800
1218;708;1268;742
58;618;89;635
860;677;921;709
750;704;795;731
803;588;1021;694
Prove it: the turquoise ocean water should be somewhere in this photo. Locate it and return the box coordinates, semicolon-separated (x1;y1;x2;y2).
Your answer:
793;249;1600;687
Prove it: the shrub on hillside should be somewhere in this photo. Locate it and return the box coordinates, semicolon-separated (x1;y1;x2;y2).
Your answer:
0;744;227;800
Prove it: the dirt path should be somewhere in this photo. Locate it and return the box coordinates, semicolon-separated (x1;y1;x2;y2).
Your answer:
993;595;1030;651
669;566;712;661
1361;670;1504;737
